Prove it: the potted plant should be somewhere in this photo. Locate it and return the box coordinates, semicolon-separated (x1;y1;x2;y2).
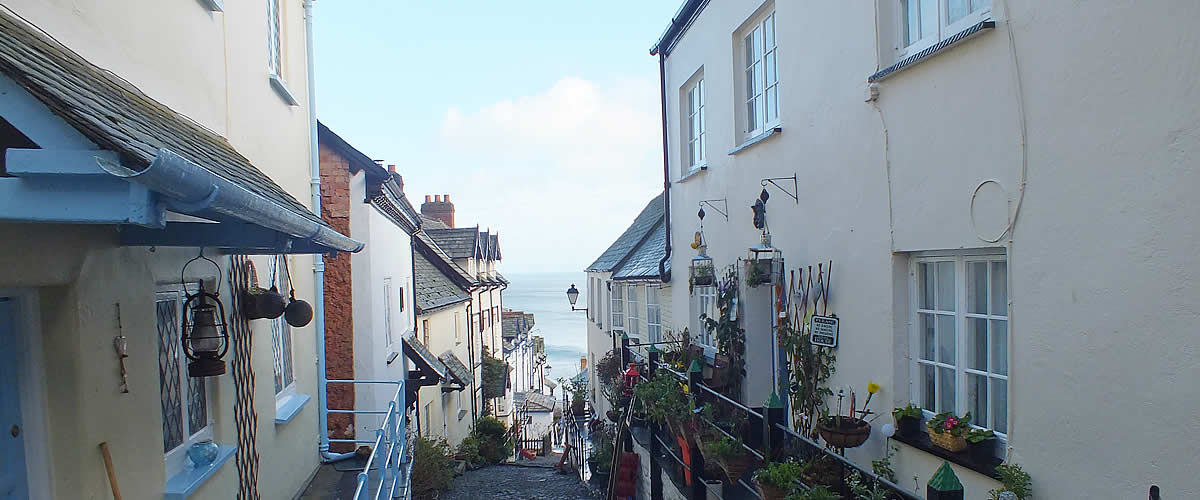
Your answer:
786;485;841;500
892;403;923;437
745;260;773;287
561;378;587;416
691;262;715;288
966;428;997;463
815;384;877;449
987;463;1032;500
632;372;690;435
699;434;757;484
753;461;803;500
926;412;972;452
588;427;614;485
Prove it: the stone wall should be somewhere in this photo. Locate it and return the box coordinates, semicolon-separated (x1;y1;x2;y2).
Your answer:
319;143;355;451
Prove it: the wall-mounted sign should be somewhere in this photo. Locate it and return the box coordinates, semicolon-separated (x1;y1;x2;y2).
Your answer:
809;315;839;348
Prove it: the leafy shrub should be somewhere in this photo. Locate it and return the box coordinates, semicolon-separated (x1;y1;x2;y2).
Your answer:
469;416;512;465
754;461;803;490
988;463;1032;500
481;350;507;400
410;437;455;500
785;485;841;500
454;435;481;466
699;434;748;461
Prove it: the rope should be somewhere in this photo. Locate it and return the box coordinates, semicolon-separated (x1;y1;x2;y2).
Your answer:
229;256;261;500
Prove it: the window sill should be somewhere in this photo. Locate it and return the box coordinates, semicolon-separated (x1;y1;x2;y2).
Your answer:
679;165;707;183
163;445;237;500
868;20;996;83
274;393;311;425
197;0;223;11
386;351;399;365
269;74;299;106
728;127;782;155
458;409;469;421
892;431;1002;480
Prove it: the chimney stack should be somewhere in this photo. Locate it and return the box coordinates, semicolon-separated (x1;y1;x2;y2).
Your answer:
387;164;396;173
421;193;455;228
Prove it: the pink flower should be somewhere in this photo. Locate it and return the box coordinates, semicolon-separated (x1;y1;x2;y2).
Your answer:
944;417;959;430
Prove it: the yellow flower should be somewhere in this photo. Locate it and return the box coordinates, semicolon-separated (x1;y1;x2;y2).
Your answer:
867;381;880;394
681;383;689;394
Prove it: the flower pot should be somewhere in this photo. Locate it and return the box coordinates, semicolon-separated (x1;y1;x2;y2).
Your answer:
755;479;790;500
816;418;871;449
187;440;220;467
967;438;995;463
718;454;757;483
928;431;967;452
897;416;922;437
571;399;586;416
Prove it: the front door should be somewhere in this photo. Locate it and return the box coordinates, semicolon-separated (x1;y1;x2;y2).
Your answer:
0;297;28;499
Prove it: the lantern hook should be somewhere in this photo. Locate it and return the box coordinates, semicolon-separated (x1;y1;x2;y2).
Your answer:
698;199;728;221
759;174;799;203
181;247;222;295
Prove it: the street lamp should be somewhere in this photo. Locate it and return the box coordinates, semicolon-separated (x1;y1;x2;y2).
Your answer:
565;284;587;312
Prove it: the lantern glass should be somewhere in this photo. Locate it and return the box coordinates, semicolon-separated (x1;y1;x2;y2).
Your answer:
690;253;715;287
189;306;222;353
566;284;580;306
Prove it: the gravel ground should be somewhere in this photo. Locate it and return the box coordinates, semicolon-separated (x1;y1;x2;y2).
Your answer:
438;464;599;500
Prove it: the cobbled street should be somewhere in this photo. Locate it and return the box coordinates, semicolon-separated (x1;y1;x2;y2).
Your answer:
439;464;598;500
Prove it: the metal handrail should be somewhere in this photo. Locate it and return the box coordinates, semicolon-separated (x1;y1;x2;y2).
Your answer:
325;379;410;500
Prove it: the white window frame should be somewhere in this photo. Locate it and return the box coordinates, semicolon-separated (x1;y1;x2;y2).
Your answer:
156;289;215;479
740;9;779;138
610;282;625;332
647;285;662;344
266;0;283;78
383;277;395;348
694;285;717;348
684;76;706;172
270;256;296;402
454;311;462;345
626;284;642;339
899;0;993;57
909;251;1010;444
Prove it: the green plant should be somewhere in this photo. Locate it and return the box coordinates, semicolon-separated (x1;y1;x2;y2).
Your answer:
454;435;481;466
848;472;889;500
871;444;897;483
480;349;507;400
988;463;1032;500
966;428;996;444
780;314;836;438
632;372;690;429
785;485;841;500
701;266;747;398
746;260;772;287
468;416;512;465
589;425;615;474
410;436;455;499
699;434;748;461
561;376;587;403
927;412;972;437
595;349;624;389
891;403;922;421
690;262;715;292
754;461;804;490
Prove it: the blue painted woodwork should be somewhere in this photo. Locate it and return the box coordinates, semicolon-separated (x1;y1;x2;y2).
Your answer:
0;74;95;149
5;148;119;176
162;444;236;500
274;393;311;425
0;176;162;226
120;221;341;255
0;298;29;499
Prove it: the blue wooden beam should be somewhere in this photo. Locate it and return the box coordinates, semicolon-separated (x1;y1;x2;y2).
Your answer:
0;74;96;149
0;177;162;226
119;221;340;255
5;148;119;176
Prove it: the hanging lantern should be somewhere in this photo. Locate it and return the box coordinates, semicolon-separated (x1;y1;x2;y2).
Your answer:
746;230;783;287
182;280;230;377
566;284;580;306
623;363;641;394
689;207;715;288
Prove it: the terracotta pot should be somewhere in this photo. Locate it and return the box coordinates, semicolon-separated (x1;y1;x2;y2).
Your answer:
755;479;790;500
719;454;756;483
816;417;871;449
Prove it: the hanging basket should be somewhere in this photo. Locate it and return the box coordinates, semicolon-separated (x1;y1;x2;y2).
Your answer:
816;417;871;449
928;430;968;452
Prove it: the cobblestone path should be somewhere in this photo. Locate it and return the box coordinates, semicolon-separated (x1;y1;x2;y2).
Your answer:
438;464;599;500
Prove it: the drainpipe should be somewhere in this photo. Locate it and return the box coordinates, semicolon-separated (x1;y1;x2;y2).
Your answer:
303;0;356;463
656;51;673;284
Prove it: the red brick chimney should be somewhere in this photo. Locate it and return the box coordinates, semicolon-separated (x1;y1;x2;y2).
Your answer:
421;193;455;227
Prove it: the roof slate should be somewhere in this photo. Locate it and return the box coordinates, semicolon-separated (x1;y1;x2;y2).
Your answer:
415;230;476;288
0;11;328;228
414;251;470;313
438;351;472;387
425;227;480;259
612;217;668;280
586;193;667;276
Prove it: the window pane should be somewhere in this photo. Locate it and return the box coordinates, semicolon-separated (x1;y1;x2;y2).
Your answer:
937;314;955;364
919;263;934;309
764;14;776;49
765;51;777;86
919;313;935;361
991;261;1007;315
967;261;987;314
991;319;1008;375
968;373;988;427
992;378;1008;433
188;377;207;435
973;0;992;12
746;96;758;133
936;261;955;311
967;317;987;370
765;87;777;123
904;0;920;45
921;363;936;412
157;299;184;453
744;32;756;67
938;366;956;413
920;0;938;39
948;0;969;24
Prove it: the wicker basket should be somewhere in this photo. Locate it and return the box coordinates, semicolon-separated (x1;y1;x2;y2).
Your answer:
816;418;871;449
928;430;967;452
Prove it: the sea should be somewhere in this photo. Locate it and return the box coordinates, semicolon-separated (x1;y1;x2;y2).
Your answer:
503;271;589;382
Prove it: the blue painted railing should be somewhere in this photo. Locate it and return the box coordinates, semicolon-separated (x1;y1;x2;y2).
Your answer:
327;379;410;500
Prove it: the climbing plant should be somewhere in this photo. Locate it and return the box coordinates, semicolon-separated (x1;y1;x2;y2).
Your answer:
701;265;746;399
480;349;507;400
779;315;836;438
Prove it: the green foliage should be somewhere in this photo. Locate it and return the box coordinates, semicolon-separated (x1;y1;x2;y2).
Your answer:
561;376;587;403
891;403;923;421
699;434;748;461
632;372;690;428
690;262;715;292
411;436;455;499
745;260;772;287
871;444;897;483
927;412;972;436
595;349;623;389
480;349;507;400
589;425;615;474
754;461;804;490
966;428;996;444
454;435;481;466
467;416;512;465
701;266;746;397
780;315;836;437
784;485;841;500
848;472;889;500
988;464;1033;500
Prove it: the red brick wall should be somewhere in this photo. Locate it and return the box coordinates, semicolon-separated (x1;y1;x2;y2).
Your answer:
319;144;355;452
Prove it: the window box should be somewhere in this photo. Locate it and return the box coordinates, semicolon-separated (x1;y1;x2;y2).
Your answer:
893;431;1001;480
163;445;237;500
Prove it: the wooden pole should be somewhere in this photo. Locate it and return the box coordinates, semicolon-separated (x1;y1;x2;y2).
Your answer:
99;442;123;500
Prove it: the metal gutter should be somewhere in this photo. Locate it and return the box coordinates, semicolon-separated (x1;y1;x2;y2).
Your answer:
649;0;707;56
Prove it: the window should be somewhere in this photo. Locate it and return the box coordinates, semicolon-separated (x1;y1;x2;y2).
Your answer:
686;77;706;170
627;284;642;339
423;402;432;436
422;319;430;346
457;391;466;420
384;278;395;347
156;292;212;476
695;285;717;346
399;286;405;312
912;253;1009;436
454;312;462;344
610;282;625;332
270;256;295;395
902;0;992;53
266;0;283;77
647;286;662;344
742;10;778;137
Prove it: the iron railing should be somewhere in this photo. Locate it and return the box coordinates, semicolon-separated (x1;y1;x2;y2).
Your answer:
327;379;411;500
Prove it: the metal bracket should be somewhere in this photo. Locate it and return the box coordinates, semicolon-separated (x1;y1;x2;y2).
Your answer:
698;198;729;220
760;174;799;203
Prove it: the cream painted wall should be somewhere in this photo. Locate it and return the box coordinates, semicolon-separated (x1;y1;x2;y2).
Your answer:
662;0;1200;498
416;303;473;446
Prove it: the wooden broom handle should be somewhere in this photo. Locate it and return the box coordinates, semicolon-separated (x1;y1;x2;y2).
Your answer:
99;442;123;500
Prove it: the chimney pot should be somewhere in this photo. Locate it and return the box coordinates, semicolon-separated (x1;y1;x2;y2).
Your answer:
435;195;441;202
425;195;431;203
388;164;396;173
444;194;451;202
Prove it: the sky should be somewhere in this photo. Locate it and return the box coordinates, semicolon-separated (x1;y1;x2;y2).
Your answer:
314;1;681;273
